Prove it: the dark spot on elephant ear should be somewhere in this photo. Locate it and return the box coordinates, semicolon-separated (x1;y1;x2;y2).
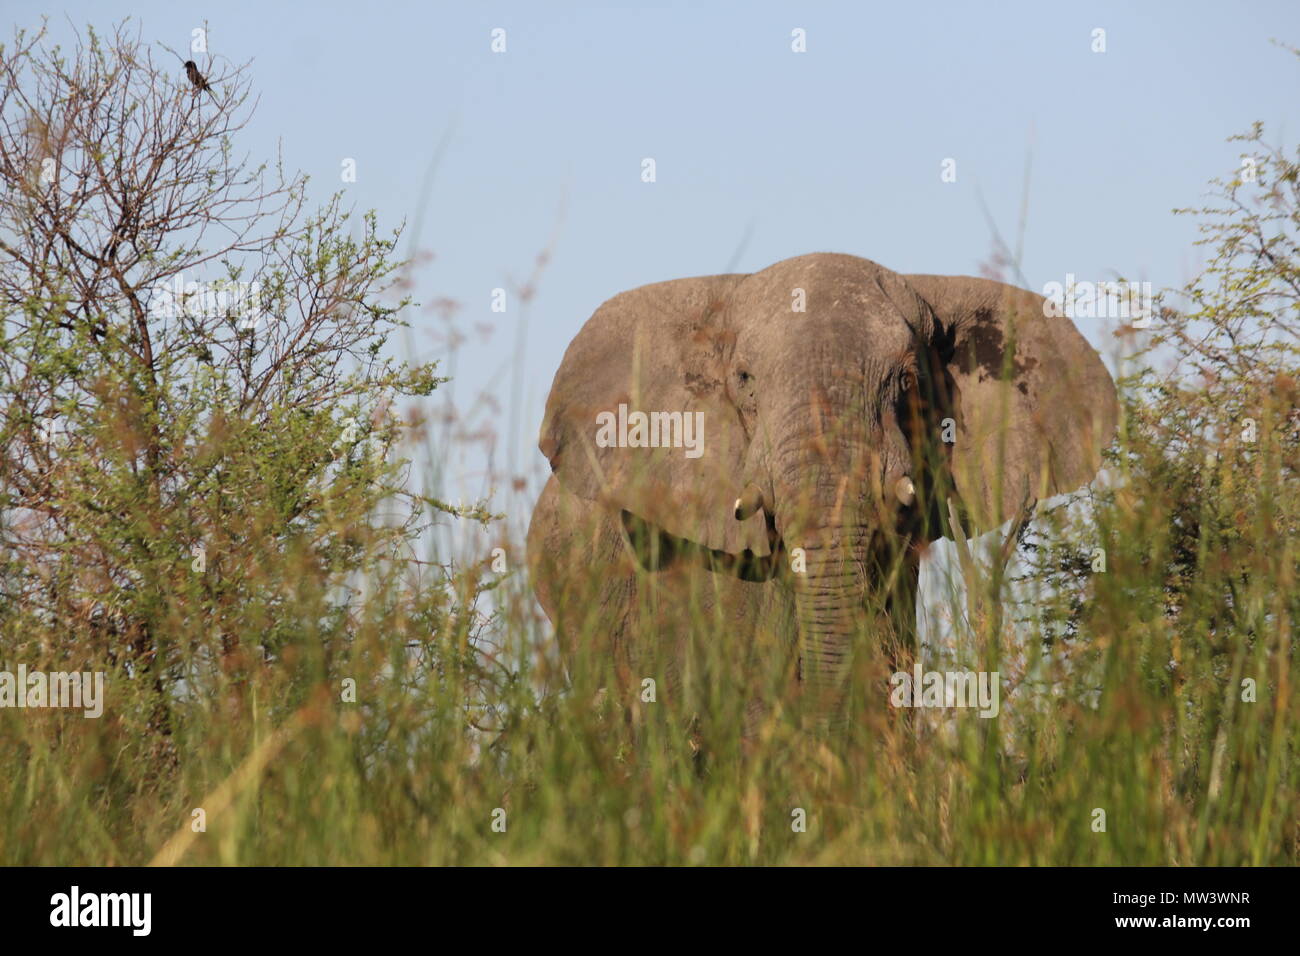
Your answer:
965;308;1039;383
966;310;1005;377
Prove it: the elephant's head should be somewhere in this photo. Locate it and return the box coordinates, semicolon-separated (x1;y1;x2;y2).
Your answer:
538;253;1117;720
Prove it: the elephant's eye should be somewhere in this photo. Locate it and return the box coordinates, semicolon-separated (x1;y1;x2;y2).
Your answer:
737;370;752;384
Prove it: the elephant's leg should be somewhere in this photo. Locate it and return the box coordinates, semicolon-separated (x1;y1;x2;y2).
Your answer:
737;581;797;740
526;477;712;712
876;550;921;735
525;475;563;632
529;477;789;742
527;475;640;694
884;550;922;673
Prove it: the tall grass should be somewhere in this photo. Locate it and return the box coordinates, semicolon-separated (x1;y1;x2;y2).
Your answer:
2;306;1294;867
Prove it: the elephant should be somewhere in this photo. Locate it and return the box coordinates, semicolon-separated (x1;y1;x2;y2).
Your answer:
527;253;1117;734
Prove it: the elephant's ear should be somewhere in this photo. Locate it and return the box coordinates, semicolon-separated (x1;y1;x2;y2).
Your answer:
906;274;1118;535
538;274;770;555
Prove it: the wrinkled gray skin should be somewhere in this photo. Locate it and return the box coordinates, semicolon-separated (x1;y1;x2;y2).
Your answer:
528;253;1117;731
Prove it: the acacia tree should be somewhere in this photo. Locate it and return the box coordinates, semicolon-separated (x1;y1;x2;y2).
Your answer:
0;21;468;753
1010;115;1299;846
1022;121;1299;640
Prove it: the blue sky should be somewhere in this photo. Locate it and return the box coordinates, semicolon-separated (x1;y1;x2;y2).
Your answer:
33;1;1300;520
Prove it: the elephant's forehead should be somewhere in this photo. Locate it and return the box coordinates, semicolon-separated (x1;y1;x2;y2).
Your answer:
738;255;927;333
761;314;918;376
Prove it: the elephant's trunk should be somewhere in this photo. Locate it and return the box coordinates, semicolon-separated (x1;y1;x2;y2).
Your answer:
772;387;914;729
788;529;871;728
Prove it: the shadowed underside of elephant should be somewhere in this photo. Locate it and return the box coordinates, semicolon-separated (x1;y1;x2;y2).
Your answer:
527;253;1117;735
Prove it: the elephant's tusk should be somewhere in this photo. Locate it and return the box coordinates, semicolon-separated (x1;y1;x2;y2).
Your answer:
895;476;916;508
733;483;766;520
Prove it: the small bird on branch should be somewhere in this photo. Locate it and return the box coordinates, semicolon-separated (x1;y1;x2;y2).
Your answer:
184;60;214;96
